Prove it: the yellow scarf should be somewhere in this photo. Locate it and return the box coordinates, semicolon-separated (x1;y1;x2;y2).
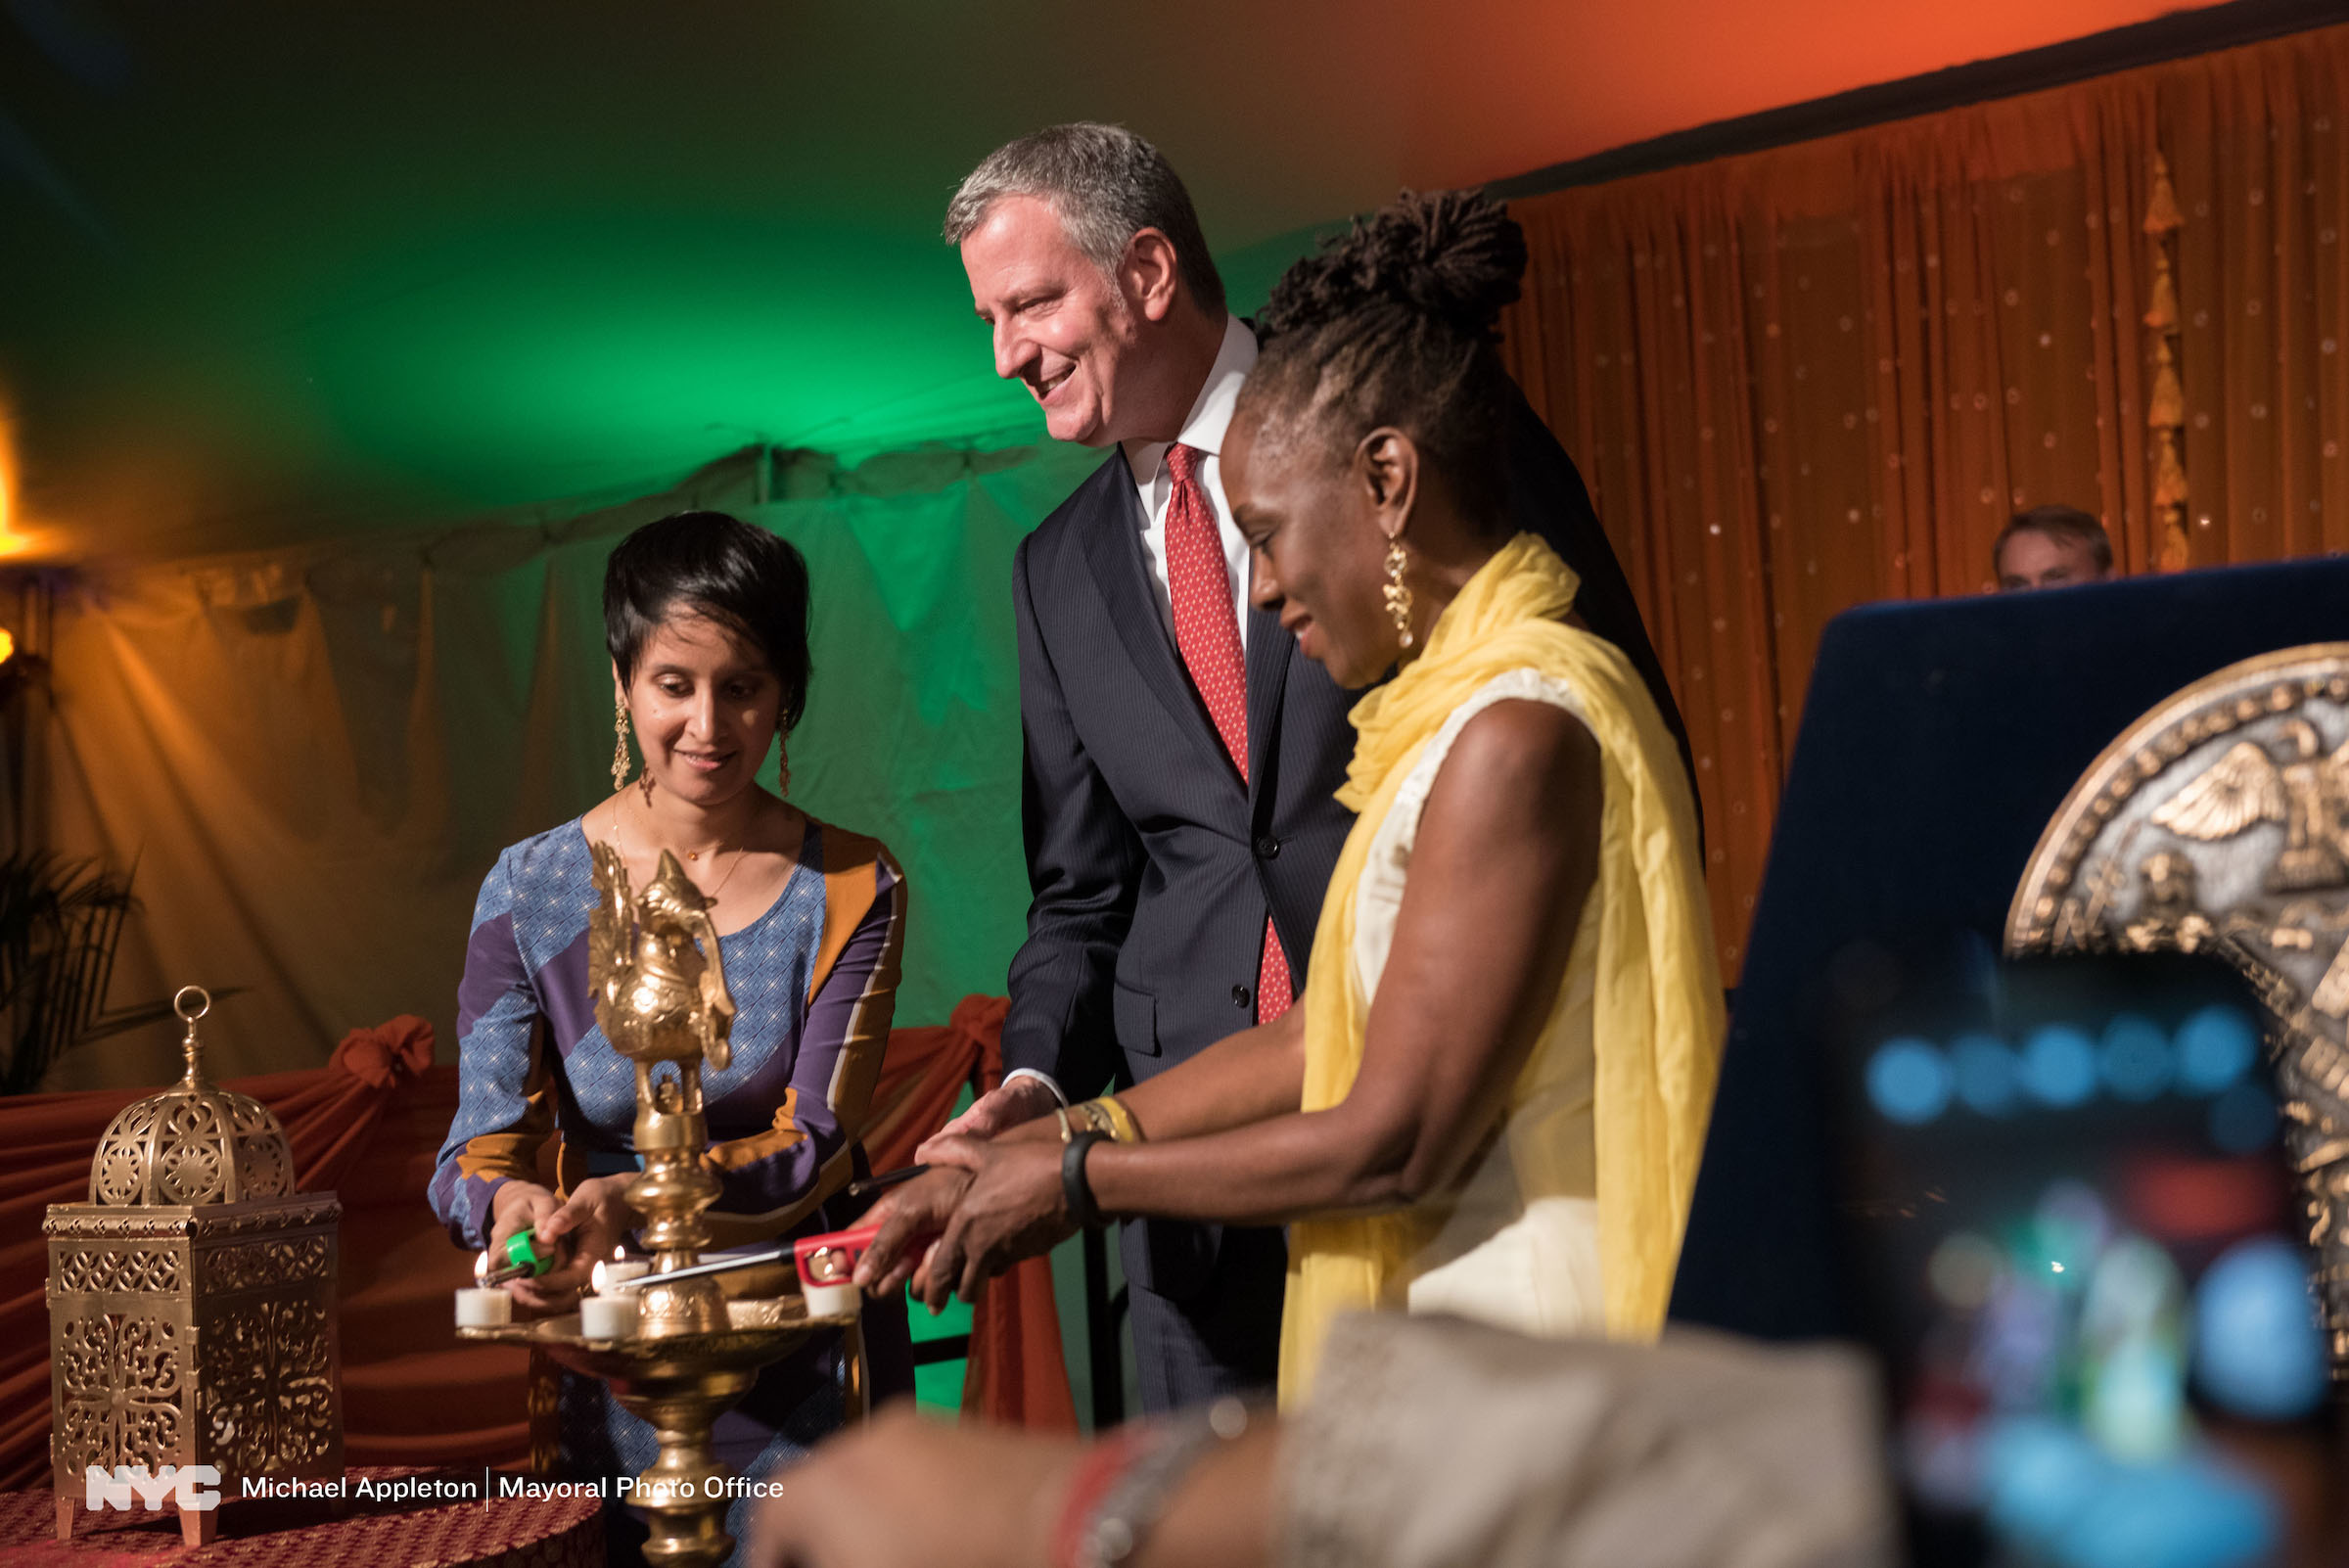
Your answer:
1278;532;1725;1403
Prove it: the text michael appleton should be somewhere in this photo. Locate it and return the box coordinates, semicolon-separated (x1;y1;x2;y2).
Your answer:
239;1475;485;1503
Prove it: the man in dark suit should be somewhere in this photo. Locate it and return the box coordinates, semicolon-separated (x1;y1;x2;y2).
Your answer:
920;123;1692;1411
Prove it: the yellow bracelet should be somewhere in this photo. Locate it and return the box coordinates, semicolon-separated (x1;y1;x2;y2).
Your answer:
1078;1095;1142;1144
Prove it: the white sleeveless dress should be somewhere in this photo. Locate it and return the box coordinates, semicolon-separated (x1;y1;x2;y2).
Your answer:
1349;668;1607;1338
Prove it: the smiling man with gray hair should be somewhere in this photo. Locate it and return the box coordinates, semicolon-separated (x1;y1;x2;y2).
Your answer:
946;122;1227;322
912;122;1694;1412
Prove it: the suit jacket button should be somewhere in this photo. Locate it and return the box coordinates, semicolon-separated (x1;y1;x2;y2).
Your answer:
1255;835;1281;860
1231;985;1252;1008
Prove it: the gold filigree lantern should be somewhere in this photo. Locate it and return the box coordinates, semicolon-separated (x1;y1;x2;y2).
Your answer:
45;988;343;1545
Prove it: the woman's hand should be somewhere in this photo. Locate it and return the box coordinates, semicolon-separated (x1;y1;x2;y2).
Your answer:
852;1167;973;1300
913;1138;1073;1309
509;1175;640;1313
487;1180;560;1291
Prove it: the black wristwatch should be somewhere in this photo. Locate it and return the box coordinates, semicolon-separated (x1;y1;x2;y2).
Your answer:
1062;1129;1110;1229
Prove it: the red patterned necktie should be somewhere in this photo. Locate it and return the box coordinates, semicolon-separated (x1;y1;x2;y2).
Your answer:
1163;443;1293;1022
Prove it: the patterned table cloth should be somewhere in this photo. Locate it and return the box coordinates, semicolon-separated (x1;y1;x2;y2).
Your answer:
5;1467;600;1567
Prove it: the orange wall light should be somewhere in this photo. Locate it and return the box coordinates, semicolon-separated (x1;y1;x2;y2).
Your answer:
0;411;31;559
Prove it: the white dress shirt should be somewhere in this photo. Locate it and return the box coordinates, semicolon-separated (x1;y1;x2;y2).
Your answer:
1003;314;1259;1111
1122;313;1259;658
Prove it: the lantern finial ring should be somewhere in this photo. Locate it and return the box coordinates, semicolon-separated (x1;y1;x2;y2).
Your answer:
172;986;213;1086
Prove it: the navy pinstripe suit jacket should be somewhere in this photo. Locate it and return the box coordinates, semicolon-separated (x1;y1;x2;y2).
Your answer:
1001;387;1692;1300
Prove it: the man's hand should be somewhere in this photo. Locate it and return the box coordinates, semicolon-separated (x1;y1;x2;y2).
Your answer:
914;1076;1060;1162
912;1139;1074;1310
745;1403;1078;1568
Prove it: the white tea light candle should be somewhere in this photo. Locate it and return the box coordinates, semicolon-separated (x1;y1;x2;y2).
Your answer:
455;1288;512;1327
458;1252;514;1326
579;1260;642;1338
803;1280;860;1318
578;1293;639;1338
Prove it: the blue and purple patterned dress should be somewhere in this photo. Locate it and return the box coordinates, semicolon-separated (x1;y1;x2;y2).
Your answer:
429;811;910;1563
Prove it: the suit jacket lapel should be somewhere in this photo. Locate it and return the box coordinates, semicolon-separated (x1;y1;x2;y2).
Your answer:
1244;602;1292;796
1079;475;1229;770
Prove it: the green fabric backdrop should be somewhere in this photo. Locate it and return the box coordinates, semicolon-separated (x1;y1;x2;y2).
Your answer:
42;440;1105;1087
755;444;1106;1028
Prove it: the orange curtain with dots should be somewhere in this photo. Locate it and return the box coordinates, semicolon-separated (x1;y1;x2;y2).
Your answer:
1500;22;2349;971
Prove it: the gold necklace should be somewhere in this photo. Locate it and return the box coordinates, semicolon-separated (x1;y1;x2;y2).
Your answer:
624;788;755;901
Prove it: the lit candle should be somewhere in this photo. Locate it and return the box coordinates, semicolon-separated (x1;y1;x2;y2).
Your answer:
578;1259;642;1339
601;1246;651;1288
798;1242;863;1319
456;1252;513;1327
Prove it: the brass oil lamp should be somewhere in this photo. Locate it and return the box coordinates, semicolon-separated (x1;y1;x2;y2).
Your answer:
458;848;859;1568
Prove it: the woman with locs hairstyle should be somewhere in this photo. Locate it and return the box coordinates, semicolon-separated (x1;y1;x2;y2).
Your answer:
428;511;911;1558
858;190;1725;1400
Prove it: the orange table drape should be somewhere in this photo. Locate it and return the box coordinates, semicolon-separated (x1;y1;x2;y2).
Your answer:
0;996;1072;1490
1498;21;2349;974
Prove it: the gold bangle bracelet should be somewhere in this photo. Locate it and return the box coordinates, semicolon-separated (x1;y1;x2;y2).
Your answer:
1078;1096;1142;1144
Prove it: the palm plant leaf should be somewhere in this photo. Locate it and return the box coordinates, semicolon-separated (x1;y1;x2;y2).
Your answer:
0;852;207;1095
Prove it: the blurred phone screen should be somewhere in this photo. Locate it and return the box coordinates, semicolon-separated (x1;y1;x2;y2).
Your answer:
1825;945;2342;1568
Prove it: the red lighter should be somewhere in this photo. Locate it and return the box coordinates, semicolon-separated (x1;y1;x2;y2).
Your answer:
792;1220;940;1317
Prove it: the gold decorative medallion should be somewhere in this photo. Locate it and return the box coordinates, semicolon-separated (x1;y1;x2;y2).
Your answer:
2007;644;2349;1369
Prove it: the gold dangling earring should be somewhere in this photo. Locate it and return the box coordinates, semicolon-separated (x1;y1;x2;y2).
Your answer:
611;698;633;793
1383;539;1415;651
776;726;792;799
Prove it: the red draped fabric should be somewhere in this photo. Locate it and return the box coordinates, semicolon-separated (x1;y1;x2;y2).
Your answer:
0;996;1071;1490
864;995;1076;1433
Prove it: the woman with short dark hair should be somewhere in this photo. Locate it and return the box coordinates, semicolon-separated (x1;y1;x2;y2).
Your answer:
429;510;909;1552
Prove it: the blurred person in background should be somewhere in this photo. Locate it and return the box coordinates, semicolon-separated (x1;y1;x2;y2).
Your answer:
1995;505;2115;591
